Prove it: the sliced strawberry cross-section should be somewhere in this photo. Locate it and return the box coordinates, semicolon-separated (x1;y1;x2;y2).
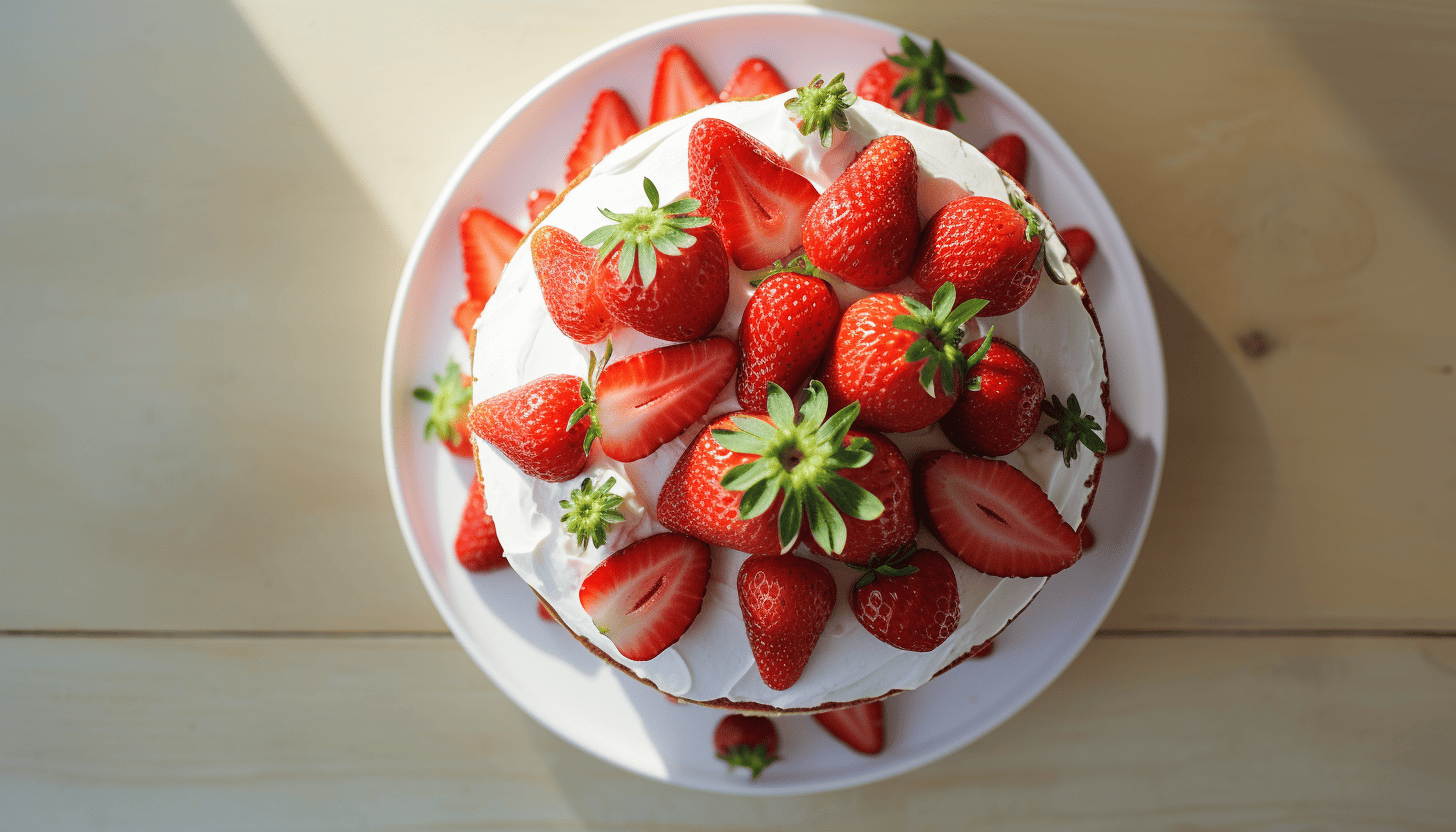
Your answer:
566;89;640;183
719;57;790;101
650;44;717;125
578;532;711;662
589;336;739;462
916;450;1082;578
688;117;820;270
459;207;523;302
812;700;885;755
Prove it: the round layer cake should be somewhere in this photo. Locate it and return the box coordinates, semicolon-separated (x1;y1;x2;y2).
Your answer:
469;91;1106;713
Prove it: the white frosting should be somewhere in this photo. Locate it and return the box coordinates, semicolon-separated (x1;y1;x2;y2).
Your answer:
471;94;1105;711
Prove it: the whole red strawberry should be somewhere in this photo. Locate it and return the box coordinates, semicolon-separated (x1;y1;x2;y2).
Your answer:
719;57;789;101
413;357;474;458
911;193;1046;316
849;546;960;652
802;135;920;291
658;382;915;562
566;89;639;183
855;35;972;129
738;553;836;690
468;374;592;483
456;477;506;572
713;714;780;780
459;208;522;302
981;133;1028;183
688;117;820;270
812;700;885;755
915;450;1081;577
578;532;711;662
736;269;841;412
818;283;988;433
582;178;729;342
940;335;1046;457
531;225;615;345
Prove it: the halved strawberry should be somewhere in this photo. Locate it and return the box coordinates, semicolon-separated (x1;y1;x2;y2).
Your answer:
1105;406;1129;454
531;225;614;344
736;269;841;412
460;208;523;301
720;57;789;101
714;714;780;779
1078;522;1096;550
812;701;884;755
527;188;557;222
1061;226;1097;271
468;374;591;483
412;357;473;458
982;133;1028;183
456;477;506;572
848;547;960;652
688;118;820;270
566;89;640;183
453;296;486;349
738;552;835;690
578;532;711;662
649;44;717;124
590;336;739;462
854;35;972;128
916;451;1081;577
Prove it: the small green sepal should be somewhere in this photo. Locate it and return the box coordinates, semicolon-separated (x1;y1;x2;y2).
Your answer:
718;744;779;780
559;476;626;549
785;72;858;148
886;35;974;124
566;340;612;454
892;283;989;398
1042;393;1107;466
849;544;921;589
580;178;710;287
412;357;472;444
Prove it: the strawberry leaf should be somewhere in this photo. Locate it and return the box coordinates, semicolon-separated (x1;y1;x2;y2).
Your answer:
559;476;626;548
582;178;709;288
785;72;858;148
1042;393;1107;465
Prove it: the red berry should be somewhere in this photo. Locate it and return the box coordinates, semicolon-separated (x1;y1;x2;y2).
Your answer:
853;36;970;129
460;208;523;302
713;714;780;779
527;189;557;222
531;225;615;345
566;89;640;183
812;701;885;755
412;358;474;458
802;135;920;291
849;547;960;652
1060;226;1097;272
1105;407;1130;454
455;478;506;572
720;57;789;101
578;533;711;662
650;44;717;125
453;296;485;349
911;194;1045;316
591;337;739;462
940;336;1046;457
468;374;591;483
738;553;836;690
982;133;1028;183
736;272;841;412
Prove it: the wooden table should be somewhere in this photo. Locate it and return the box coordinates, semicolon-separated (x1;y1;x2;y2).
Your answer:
3;0;1453;827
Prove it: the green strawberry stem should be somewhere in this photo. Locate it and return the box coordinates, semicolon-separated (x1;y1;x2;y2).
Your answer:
889;35;974;123
785;72;857;148
567;340;612;454
848;544;921;589
714;381;883;555
749;253;833;288
718;743;779;780
411;357;471;444
893;282;989;398
964;325;995;392
1042;393;1107;466
559;476;626;548
580;177;710;287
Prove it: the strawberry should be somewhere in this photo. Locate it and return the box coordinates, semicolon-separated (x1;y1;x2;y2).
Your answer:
970;638;995;658
719;57;789;101
566;89;640;183
801;135;920;291
582;178;729;342
468;374;592;482
456;477;506;572
1041;393;1106;465
687;118;820;270
577;532;711;662
527;188;557;222
1105;406;1129;454
658;382;915;563
738;553;835;690
559;476;626;548
412;357;473;458
453;296;485;349
536;599;555;621
785;73;858;148
1061;226;1097;271
939;335;1046;457
915;450;1082;578
812;701;884;755
854;35;972;129
911;193;1046;316
1078;522;1096;550
530;225;615;344
818;283;988;433
736;269;841;412
649;44;717;125
848;546;960;652
713;714;780;779
982;133;1028;183
460;208;523;302
586;336;739;462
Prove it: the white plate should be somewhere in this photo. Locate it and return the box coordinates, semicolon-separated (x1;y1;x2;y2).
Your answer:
382;4;1166;795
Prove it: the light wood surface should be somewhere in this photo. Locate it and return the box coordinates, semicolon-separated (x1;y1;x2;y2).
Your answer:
2;0;1452;827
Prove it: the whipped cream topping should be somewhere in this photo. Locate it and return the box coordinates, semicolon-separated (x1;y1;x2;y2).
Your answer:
471;93;1105;711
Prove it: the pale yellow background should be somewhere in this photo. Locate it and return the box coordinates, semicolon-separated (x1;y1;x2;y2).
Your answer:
2;0;1453;828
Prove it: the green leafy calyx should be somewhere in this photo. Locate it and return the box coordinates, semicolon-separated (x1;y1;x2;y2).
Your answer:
888;35;974;124
559;476;626;549
411;357;471;444
713;381;884;555
1042;393;1107;466
718;743;779;780
892;282;989;398
566;341;612;454
785;72;858;148
849;545;921;589
580;178;710;287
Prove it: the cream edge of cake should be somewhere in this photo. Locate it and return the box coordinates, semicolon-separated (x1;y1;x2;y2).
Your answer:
469;91;1106;712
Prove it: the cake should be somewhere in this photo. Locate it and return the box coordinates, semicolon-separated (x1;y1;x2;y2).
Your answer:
466;79;1107;714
